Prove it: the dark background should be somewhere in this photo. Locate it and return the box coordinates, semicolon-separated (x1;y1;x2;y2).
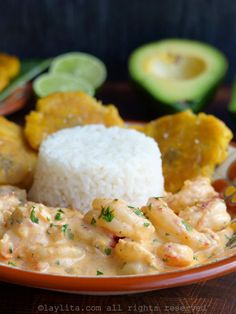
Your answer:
0;2;236;311
0;0;235;82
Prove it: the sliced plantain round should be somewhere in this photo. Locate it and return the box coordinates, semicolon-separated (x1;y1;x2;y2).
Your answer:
0;117;37;189
142;110;233;193
0;53;20;79
24;92;124;150
0;53;21;92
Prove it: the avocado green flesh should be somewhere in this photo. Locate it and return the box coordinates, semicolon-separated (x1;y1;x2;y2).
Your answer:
129;39;228;112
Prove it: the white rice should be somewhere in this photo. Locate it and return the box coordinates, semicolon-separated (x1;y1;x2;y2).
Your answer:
29;125;164;213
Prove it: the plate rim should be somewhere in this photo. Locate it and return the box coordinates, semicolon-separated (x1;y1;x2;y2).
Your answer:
0;250;235;294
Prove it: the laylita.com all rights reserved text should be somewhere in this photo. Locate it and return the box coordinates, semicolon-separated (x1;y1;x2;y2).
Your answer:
36;303;209;313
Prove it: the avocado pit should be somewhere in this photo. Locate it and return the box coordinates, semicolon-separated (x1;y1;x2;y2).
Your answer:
143;52;206;80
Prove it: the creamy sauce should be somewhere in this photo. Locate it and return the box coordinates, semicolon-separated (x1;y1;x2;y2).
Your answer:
0;178;235;277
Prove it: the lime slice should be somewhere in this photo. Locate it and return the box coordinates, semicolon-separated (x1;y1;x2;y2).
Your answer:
50;52;107;89
33;73;94;97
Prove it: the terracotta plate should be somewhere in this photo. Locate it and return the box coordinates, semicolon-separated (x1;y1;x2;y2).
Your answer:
0;143;235;295
0;254;235;295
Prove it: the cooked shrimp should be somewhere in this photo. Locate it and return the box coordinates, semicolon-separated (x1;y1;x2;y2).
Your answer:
166;177;217;213
142;198;214;250
115;239;158;267
157;242;194;267
0;181;234;276
0;186;26;229
84;198;155;240
179;197;231;232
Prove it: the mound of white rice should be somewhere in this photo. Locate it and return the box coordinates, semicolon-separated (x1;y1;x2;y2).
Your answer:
29;125;164;213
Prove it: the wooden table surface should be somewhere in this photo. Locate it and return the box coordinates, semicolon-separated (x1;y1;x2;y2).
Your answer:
0;82;236;314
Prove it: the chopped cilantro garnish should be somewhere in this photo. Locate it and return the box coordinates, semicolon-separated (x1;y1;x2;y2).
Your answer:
143;222;150;227
226;235;236;248
55;209;64;221
9;246;13;254
193;256;198;261
99;207;114;222
47;223;56;235
61;224;74;240
55;212;62;221
55;260;60;266
128;206;145;217
61;224;68;234
133;208;144;217
91;217;96;225
181;220;193;232
67;229;74;240
104;247;112;256
30;207;39;224
96;270;103;276
8;261;16;267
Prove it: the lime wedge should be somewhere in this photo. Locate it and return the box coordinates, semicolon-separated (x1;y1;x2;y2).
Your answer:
33;73;94;97
50;52;107;89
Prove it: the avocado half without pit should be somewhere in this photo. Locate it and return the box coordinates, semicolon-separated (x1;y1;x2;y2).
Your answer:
129;39;228;112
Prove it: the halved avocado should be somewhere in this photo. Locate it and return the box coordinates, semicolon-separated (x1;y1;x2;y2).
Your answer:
129;39;228;112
